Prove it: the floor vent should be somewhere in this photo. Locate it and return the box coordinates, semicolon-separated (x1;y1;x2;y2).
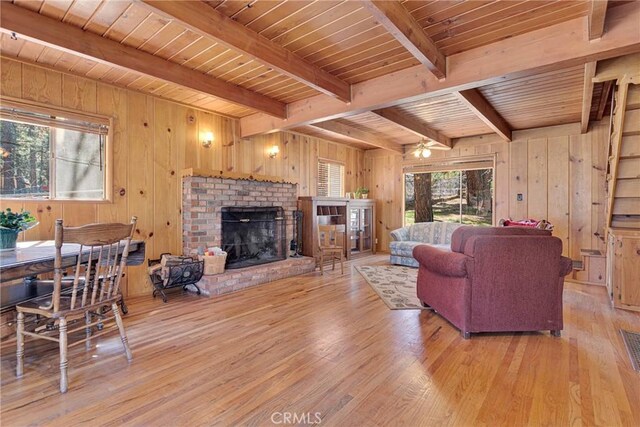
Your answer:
620;330;640;372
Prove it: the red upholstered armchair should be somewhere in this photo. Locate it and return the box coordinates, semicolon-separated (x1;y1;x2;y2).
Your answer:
413;226;573;339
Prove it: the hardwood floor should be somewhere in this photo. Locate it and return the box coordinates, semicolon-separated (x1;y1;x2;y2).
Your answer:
1;255;639;426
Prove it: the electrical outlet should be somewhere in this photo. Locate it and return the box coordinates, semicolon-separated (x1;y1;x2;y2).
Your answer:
517;193;524;201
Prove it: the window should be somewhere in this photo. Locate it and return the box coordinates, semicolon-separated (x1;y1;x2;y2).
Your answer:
404;164;494;226
0;101;109;200
317;160;344;197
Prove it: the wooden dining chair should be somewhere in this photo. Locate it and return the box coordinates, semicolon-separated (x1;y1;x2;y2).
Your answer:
15;217;137;393
317;224;345;275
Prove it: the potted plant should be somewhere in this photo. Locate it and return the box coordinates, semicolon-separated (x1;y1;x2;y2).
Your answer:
355;187;370;199
0;208;37;252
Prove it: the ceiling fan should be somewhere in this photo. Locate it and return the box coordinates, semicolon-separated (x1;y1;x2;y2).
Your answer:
412;139;449;158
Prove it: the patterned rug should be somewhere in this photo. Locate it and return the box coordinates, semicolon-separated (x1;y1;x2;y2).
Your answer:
356;265;428;310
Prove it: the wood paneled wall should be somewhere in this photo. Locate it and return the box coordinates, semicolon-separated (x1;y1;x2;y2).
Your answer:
0;57;364;296
237;132;364;196
365;122;608;282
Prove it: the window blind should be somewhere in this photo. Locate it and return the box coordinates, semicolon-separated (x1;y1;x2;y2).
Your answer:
0;100;109;135
317;160;344;197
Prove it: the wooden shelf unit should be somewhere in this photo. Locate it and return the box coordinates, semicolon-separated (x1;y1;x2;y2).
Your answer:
298;197;376;262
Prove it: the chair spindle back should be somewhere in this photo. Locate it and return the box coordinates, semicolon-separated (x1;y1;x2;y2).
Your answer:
51;217;137;312
318;224;345;249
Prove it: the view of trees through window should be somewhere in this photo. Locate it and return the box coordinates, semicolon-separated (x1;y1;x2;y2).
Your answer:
0;119;105;200
0;121;50;198
405;168;493;226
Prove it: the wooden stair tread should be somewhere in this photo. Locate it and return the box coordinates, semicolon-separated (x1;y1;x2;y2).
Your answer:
617;158;640;179
621;134;640;157
580;248;604;258
615;179;640;198
611;217;640;229
624;110;640;133
613;198;640;215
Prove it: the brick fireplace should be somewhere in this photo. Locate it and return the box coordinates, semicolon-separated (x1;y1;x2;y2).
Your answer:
181;169;315;296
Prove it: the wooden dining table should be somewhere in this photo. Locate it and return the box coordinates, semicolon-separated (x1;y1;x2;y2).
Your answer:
0;240;145;283
0;240;145;308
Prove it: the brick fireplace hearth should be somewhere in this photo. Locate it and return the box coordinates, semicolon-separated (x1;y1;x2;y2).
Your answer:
181;169;315;295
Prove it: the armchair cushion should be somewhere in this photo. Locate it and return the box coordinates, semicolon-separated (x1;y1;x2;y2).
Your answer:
413;245;467;277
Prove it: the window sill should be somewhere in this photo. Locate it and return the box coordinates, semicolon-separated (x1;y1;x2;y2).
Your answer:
0;198;113;204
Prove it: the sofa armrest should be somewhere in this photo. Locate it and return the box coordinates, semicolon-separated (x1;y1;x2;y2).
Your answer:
390;226;410;242
413;244;468;277
560;256;573;277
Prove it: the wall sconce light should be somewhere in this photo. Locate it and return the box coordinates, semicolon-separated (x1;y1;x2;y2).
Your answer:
202;131;214;148
268;145;280;158
413;140;432;159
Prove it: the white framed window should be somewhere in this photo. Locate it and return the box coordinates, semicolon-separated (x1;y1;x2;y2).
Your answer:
0;99;110;201
317;159;344;197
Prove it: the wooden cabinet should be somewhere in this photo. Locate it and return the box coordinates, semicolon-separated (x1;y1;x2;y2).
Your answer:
298;197;376;262
606;228;640;312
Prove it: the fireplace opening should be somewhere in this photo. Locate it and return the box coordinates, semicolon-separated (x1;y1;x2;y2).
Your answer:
221;206;286;269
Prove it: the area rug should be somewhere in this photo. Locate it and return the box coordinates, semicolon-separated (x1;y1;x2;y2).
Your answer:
356;265;428;310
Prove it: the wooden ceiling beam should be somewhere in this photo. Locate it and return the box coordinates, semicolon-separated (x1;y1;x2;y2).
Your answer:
360;0;446;79
311;121;404;154
580;62;597;134
241;1;640;137
589;0;608;40
0;3;286;118
139;0;351;103
372;108;451;148
454;89;512;142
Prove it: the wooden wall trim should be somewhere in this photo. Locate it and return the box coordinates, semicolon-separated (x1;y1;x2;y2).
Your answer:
182;168;298;185
453;123;586;148
512;123;583;140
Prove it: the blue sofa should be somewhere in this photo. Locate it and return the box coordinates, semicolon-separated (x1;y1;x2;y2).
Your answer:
389;222;462;267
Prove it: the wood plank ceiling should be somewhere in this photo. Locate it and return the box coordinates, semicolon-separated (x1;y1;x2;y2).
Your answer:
0;0;634;148
477;65;586;131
